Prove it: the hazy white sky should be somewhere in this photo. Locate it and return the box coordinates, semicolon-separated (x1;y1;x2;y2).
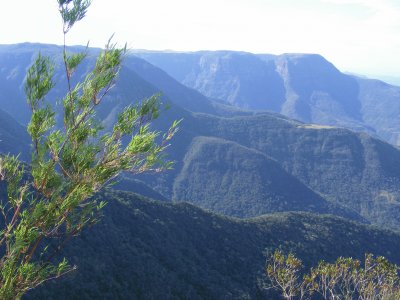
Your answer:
1;0;399;77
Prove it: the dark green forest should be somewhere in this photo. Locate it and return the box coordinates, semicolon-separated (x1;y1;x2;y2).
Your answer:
25;189;400;299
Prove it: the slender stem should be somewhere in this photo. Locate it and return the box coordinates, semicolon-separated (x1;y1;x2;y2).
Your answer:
25;235;43;264
57;103;96;159
24;264;77;294
63;33;73;104
8;204;21;230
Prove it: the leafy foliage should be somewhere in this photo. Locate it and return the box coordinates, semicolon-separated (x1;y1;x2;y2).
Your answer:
0;1;177;298
266;250;304;299
266;249;400;299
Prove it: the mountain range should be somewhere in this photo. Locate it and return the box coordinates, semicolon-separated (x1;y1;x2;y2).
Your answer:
128;51;400;229
134;51;400;145
1;43;400;298
2;44;400;228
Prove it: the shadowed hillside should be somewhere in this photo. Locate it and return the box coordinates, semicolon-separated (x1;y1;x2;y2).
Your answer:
26;190;400;300
173;136;364;221
0;108;30;161
170;112;400;228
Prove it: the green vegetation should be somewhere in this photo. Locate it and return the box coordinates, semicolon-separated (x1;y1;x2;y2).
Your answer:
266;249;400;299
0;1;177;298
173;135;364;220
22;190;400;299
168;112;400;229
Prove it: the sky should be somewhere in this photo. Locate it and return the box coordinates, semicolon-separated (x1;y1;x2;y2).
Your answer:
1;0;399;79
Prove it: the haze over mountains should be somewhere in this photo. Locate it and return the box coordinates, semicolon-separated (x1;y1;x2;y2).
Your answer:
135;51;400;145
1;43;400;298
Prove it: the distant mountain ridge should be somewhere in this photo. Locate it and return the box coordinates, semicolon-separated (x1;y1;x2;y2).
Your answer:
134;51;400;145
